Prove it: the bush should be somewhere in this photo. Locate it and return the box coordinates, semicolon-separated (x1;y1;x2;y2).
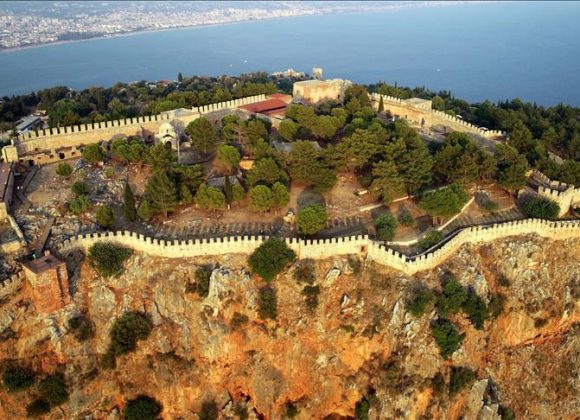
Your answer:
293;259;316;285
2;366;35;392
108;311;153;356
258;286;277;320
123;395;162;420
355;396;370;420
101;351;117;370
56;163;73;177
230;312;249;329
374;213;398;241
417;230;443;251
88;242;132;278
302;285;320;310
248;238;296;282
286;402;299;418
104;167;116;178
296;204;328;235
449;366;476;396
398;207;415;226
67;314;94;341
69;194;91;215
26;398;51;417
82;143;105;164
462;289;489;330
199;400;218;420
431;318;464;359
521;196;560;220
498;405;516;420
96;204;115;228
441;278;467;313
38;372;69;407
193;266;212;298
71;181;90;196
406;286;435;317
489;294;506;318
476;193;499;213
347;254;362;274
234;403;249;420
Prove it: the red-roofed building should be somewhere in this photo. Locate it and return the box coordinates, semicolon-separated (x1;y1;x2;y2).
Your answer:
239;98;288;117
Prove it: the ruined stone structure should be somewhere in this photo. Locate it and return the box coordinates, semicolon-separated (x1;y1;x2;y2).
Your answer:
293;79;352;104
58;219;580;276
22;253;71;313
530;170;580;216
0;162;14;220
1;95;267;166
370;93;504;139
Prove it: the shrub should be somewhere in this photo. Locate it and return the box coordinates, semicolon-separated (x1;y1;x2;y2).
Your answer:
101;351;117;370
123;395;162;420
26;398;51;416
441;278;467;313
88;242;132;278
82;143;105;164
462;289;489;330
199;400;218;420
347;254;362;274
498;276;511;287
302;285;320;310
398;207;415;226
38;372;69;407
2;366;35;392
296;204;328;235
521;195;560;220
417;230;443;251
258;286;277;320
230;312;249;329
286;402;299;418
476;193;499;213
374;213;398;241
108;311;153;356
71;181;90;196
234;403;249;420
69;194;91;215
498;405;516;420
431;372;446;396
248;238;296;282
355;396;370;420
488;294;506;318
104;167;116;178
56;163;73;177
193;266;212;298
431;318;464;359
67;314;94;341
406;286;435;317
293;259;316;285
96;204;115;228
449;366;476;396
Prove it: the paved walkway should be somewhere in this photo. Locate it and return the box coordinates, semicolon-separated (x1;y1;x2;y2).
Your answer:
442;207;525;235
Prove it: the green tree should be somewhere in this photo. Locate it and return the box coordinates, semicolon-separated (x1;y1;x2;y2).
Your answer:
72;181;90;196
137;199;154;221
406;286;435;317
68;195;91;215
370;160;407;204
247;157;289;187
258;286;278;320
377;95;385;113
278;119;299;141
194;183;226;211
144;170;178;217
56;162;72;177
248;238;296;281
123;395;162;420
186;117;217;154
521;196;560;220
146;143;177;171
231;183;246;206
82;143;105;164
96;204;115;228
431;318;464;359
374;213;398;241
38;372;69;407
494;143;528;192
449;366;477;396
123;182;137;222
88;243;132;278
419;184;470;225
108;312;153;356
2;366;35;392
272;182;290;209
249;185;274;212
297;205;327;235
217;144;241;173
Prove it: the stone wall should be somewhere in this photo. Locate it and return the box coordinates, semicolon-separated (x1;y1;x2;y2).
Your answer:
58;219;580;276
371;93;504;139
531;170;580;216
2;95;266;165
0;272;23;300
293;79;351;104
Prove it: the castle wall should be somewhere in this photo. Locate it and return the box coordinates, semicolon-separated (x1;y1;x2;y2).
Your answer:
3;95;266;164
0;272;23;300
531;170;580;216
371;93;504;139
58;219;580;276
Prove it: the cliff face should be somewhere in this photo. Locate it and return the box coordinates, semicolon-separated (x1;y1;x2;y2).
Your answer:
1;235;579;419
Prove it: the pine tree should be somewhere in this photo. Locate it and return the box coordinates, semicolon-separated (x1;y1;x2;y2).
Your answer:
145;170;178;218
137;200;154;221
123;182;137;222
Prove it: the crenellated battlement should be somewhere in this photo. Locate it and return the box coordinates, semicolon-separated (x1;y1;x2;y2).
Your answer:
531;169;580;216
370;93;505;139
0;271;24;299
58;218;580;276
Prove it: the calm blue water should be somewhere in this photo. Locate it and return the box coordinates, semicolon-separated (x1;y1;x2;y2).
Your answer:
1;2;580;106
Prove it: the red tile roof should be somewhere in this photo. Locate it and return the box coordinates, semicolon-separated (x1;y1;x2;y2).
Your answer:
239;99;288;115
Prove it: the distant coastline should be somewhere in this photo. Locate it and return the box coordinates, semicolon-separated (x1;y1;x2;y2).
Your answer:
0;1;484;54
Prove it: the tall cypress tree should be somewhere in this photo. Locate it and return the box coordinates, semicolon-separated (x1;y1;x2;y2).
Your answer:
223;175;233;205
145;170;178;218
378;95;385;113
123;182;137;222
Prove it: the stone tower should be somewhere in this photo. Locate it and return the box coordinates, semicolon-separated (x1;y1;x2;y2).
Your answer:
23;252;71;313
312;67;323;80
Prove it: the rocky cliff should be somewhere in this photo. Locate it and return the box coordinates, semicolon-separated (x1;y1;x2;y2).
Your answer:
1;234;579;419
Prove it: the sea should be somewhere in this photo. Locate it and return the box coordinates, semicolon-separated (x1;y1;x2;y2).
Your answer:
1;1;579;106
